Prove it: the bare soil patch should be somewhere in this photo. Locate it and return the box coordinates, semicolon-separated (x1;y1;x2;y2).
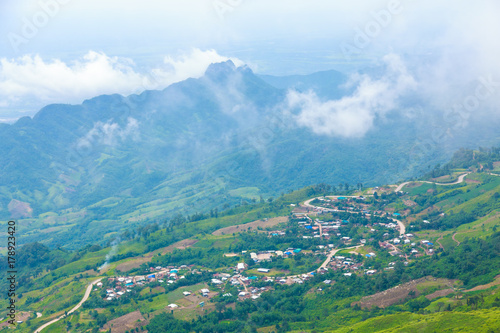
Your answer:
354;276;454;309
431;175;453;182
403;200;417;207
114;257;150;272
115;239;198;272
103;310;148;333
426;288;454;300
0;312;32;329
466;275;500;292
212;216;288;236
406;182;423;189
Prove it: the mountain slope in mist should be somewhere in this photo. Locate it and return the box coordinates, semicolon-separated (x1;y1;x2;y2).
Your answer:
1;60;499;248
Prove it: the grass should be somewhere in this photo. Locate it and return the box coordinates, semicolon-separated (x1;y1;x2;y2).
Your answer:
229;187;261;200
165;283;207;303
453;211;500;242
330;309;500;333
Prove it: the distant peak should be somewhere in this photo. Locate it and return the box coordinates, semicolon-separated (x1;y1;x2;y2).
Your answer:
204;60;237;79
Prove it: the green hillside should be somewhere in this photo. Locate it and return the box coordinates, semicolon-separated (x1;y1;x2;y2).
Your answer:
1;149;499;332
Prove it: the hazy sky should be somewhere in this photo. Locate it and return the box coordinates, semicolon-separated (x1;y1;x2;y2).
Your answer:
0;0;499;122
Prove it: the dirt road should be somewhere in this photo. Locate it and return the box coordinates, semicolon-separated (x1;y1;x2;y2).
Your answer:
35;278;103;333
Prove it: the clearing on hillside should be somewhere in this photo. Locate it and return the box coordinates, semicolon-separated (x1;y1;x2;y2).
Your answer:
103;311;148;333
115;238;198;272
212;216;288;235
354;276;456;309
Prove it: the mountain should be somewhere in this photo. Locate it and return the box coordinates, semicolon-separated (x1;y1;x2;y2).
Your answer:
1;61;499;248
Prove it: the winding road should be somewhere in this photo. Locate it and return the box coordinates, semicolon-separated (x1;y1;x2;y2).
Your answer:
302;173;475;238
35;278;103;333
303;197;406;236
395;173;470;192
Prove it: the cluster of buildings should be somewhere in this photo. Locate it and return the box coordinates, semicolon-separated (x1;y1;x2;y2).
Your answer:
99;265;192;301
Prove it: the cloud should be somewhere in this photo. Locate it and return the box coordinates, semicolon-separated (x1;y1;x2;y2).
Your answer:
285;54;416;137
0;49;244;121
143;49;244;90
77;117;140;150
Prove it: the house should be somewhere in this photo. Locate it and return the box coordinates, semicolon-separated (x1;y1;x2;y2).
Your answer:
257;268;270;273
237;263;246;271
168;304;179;309
183;291;191;296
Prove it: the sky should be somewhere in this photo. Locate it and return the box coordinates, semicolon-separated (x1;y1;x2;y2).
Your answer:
0;0;499;123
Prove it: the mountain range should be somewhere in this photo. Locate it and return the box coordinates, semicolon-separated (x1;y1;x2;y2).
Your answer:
1;60;499;248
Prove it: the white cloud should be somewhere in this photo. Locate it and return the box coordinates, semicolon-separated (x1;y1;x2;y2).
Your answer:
77;117;140;150
286;54;416;137
0;49;244;121
143;49;244;90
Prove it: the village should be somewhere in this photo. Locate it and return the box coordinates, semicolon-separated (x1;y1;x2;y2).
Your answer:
97;195;436;311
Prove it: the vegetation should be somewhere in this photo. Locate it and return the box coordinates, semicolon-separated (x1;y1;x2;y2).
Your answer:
1;147;499;332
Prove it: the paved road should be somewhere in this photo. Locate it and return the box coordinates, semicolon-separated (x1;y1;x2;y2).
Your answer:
318;245;364;271
392;218;405;235
35;278;103;333
303;198;406;236
395;173;470;192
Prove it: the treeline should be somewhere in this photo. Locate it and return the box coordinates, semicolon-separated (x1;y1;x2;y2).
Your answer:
426;146;500;178
0;242;103;293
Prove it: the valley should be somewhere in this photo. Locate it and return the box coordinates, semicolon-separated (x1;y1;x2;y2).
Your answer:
1;148;499;332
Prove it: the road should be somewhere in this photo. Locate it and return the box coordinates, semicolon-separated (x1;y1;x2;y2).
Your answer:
302;173;469;236
395;173;470;192
392;218;405;235
318;245;364;271
35;278;103;333
286;244;364;281
302;199;406;236
237;276;249;293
